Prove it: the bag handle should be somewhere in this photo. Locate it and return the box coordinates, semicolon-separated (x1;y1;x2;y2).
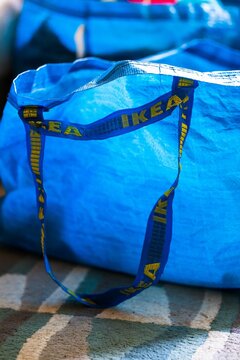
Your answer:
19;76;197;308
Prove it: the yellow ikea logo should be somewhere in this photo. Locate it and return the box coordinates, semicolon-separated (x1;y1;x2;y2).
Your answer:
121;95;185;129
48;121;82;137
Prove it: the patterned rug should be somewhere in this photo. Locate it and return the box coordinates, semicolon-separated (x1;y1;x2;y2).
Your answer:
0;245;240;360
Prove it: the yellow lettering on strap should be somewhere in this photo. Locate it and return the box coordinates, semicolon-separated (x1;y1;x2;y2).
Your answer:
164;186;175;197
49;121;61;133
132;110;148;125
144;263;160;281
182;95;189;104
120;280;152;296
38;207;44;220
166;95;182;111
178;79;194;87
121;114;130;128
41;224;45;252
82;297;96;306
150;101;163;118
23;107;38;119
38;194;44;203
153;216;167;224
155;200;167;213
30;130;40;137
64;126;82;137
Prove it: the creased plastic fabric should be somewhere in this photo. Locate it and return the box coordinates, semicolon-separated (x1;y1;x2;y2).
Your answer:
1;42;240;289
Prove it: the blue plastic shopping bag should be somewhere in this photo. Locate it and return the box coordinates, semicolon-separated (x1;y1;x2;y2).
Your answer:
14;0;237;74
1;44;240;307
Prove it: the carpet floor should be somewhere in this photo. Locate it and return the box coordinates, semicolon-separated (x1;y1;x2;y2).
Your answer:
0;245;239;360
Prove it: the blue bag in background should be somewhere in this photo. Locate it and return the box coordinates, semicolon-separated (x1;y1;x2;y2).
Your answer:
145;39;240;71
222;0;240;49
13;0;238;74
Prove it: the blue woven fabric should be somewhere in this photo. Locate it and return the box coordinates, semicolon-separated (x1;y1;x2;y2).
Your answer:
1;42;240;292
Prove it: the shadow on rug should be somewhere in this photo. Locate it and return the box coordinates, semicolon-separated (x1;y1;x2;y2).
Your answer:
0;245;239;360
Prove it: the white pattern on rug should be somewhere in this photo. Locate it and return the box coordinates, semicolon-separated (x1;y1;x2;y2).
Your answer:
97;285;171;325
0;273;26;311
38;266;89;314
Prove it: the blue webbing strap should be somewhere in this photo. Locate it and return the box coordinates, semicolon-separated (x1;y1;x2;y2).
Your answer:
19;76;197;308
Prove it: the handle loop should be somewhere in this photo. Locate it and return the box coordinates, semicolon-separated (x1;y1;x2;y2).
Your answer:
20;76;197;308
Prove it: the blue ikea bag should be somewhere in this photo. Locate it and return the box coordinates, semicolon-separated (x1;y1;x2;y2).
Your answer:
144;39;240;71
14;0;237;74
0;45;240;307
